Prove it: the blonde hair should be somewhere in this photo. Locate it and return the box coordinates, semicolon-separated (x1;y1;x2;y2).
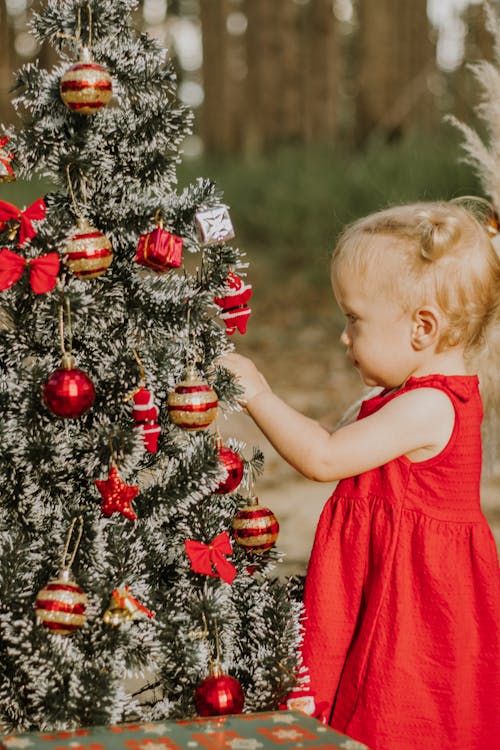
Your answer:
332;200;500;467
331;201;500;353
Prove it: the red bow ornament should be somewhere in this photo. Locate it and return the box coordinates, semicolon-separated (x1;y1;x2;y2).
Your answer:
185;531;237;584
0;136;15;182
0;248;60;294
0;198;46;247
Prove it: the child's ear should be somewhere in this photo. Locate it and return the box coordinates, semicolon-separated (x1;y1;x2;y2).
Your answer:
411;306;440;350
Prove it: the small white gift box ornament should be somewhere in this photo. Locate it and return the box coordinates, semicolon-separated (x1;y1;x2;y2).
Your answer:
195;205;235;246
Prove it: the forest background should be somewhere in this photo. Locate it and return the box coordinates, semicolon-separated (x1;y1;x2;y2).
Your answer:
1;0;498;573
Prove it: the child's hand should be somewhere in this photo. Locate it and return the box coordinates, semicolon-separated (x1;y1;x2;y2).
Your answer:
219;352;271;405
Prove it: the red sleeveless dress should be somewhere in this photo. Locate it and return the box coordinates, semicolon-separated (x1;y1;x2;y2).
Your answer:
301;374;500;750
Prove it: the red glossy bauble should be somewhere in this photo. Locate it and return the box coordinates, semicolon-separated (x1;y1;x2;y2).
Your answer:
232;498;279;553
194;672;244;716
216;445;244;494
42;357;95;418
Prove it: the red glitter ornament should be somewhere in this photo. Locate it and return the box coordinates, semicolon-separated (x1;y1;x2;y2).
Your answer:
216;443;244;494
42;355;95;419
94;465;139;522
134;215;183;272
64;218;113;280
60;47;112;115
167;368;218;431
194;667;244;716
35;567;87;635
214;271;252;335
231;497;279;553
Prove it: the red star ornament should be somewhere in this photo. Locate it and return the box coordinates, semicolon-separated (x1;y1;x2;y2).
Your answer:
95;465;139;521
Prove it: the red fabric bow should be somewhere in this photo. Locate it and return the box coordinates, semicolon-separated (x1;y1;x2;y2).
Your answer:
0;198;46;247
185;531;237;584
0;248;60;294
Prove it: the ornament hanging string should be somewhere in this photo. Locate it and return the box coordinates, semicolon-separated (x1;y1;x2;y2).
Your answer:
123;348;146;402
58;296;73;360
65;164;87;221
56;3;92;52
61;515;84;570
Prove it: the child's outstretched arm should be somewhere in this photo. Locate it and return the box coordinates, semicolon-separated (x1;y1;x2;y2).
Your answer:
221;353;456;481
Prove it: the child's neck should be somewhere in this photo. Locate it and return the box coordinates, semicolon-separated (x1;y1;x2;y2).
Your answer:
409;347;468;380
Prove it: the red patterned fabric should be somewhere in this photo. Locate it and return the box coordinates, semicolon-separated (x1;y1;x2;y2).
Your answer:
301;374;500;750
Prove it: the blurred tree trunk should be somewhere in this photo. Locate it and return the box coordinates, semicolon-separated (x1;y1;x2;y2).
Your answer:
244;0;283;153
199;0;231;152
356;0;435;143
0;0;16;124
304;0;338;143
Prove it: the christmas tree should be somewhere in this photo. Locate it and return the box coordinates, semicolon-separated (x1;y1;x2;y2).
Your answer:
0;0;301;732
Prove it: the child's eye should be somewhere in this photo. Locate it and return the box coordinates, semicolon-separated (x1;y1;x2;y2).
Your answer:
346;313;358;323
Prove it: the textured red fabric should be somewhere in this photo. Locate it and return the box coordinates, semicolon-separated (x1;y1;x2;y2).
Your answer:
301;374;500;750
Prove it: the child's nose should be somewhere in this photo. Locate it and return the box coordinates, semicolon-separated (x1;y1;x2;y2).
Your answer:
340;327;350;346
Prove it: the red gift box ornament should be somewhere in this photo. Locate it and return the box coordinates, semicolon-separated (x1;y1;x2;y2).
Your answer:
195;205;235;246
134;213;183;272
60;46;113;115
0;248;60;294
0;198;46;248
132;386;161;452
214;271;252;335
0;136;15;183
64;217;113;280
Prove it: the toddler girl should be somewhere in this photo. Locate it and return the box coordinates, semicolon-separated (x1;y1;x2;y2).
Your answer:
222;201;500;750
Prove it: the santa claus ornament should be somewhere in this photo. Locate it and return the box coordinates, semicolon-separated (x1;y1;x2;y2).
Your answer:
60;46;112;115
131;386;161;452
35;516;87;636
214;271;252;335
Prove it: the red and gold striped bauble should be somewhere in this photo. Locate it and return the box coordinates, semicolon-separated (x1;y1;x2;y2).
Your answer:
64;218;113;280
60;48;112;115
35;568;87;635
167;369;218;431
231;498;279;553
